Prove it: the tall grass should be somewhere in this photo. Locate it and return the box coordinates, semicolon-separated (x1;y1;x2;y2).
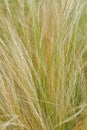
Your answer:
0;0;87;130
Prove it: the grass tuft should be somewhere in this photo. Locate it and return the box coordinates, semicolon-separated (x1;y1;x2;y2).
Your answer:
0;0;87;130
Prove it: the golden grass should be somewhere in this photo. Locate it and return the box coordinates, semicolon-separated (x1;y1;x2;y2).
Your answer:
0;0;87;130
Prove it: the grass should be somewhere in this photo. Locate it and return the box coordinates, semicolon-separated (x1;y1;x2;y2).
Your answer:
0;0;87;130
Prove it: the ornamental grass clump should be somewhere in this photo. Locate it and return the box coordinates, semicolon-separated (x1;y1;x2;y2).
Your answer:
0;0;87;130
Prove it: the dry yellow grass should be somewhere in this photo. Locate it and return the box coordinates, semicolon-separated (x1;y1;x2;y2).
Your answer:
0;0;87;130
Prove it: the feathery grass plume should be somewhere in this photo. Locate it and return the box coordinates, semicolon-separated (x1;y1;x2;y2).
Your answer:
0;0;87;130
